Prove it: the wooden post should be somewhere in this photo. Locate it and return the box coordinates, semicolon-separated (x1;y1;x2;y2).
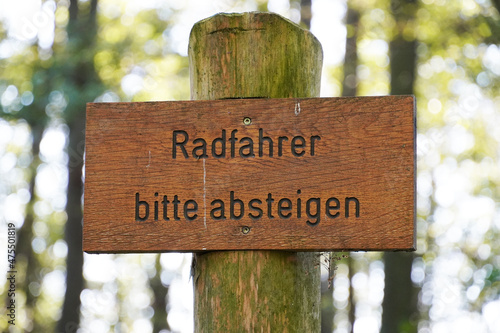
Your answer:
189;12;323;331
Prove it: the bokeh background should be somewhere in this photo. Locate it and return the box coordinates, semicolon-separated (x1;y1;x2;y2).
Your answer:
1;0;500;332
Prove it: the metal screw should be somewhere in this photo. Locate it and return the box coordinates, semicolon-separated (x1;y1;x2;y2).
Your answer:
242;226;251;234
243;117;252;125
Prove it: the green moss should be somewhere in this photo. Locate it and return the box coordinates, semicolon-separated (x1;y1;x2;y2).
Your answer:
190;12;323;332
188;12;323;100
195;251;320;332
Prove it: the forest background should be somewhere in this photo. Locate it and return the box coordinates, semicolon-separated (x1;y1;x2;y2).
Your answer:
0;0;499;332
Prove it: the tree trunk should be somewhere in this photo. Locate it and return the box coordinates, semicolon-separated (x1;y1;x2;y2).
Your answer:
320;278;334;333
59;117;85;333
342;5;360;332
342;6;359;98
381;1;418;332
14;124;43;329
150;255;170;332
189;12;323;332
58;0;100;331
300;0;312;29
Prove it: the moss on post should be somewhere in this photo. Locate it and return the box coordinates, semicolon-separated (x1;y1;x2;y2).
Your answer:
189;12;323;332
189;12;322;100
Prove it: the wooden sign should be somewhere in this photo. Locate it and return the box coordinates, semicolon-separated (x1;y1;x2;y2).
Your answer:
83;96;415;253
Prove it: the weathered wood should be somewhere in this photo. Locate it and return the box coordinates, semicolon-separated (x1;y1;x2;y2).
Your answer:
189;12;322;100
189;12;322;332
83;96;415;252
193;251;320;331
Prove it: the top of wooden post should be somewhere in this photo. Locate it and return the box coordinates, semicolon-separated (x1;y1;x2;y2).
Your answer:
188;12;323;100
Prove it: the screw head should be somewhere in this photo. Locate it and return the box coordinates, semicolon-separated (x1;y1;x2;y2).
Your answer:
243;117;252;125
242;226;251;234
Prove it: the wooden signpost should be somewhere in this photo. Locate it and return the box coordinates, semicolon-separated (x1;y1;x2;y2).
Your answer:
83;96;415;253
83;12;415;332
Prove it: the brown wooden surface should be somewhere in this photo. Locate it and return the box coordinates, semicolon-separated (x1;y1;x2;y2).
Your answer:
83;95;415;253
190;12;323;333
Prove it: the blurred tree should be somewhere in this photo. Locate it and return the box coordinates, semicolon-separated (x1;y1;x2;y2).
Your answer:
381;0;418;332
57;0;104;330
0;7;59;331
150;255;170;332
300;0;312;29
342;4;360;332
414;0;500;329
14;124;43;330
342;4;359;98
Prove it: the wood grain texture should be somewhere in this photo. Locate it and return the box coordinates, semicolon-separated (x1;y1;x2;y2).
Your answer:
83;12;415;333
83;96;415;252
188;12;322;100
188;13;323;333
193;251;321;332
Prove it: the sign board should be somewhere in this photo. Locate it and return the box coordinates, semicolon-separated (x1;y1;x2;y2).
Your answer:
83;96;415;253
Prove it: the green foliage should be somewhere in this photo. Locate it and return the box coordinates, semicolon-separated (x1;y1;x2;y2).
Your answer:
413;1;500;328
0;0;190;331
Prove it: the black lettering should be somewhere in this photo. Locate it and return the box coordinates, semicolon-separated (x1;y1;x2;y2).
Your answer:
266;193;274;219
192;138;208;159
239;137;254;157
291;136;306;156
210;199;226;220
162;196;170;221
212;130;226;158
248;199;263;219
229;129;238;158
310;135;321;156
172;195;180;221
345;197;360;218
230;191;244;219
278;136;288;156
326;197;340;218
154;192;159;221
296;189;302;218
184;200;198;221
259;128;273;157
135;193;149;221
278;198;292;218
172;130;189;159
172;130;320;159
306;197;320;226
